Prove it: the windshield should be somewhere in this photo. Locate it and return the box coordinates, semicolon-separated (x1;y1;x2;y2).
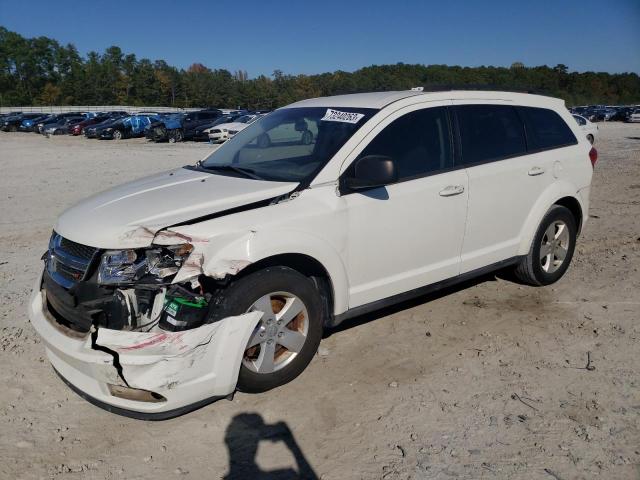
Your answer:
200;107;376;183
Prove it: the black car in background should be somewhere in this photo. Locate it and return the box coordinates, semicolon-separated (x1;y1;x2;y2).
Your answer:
84;114;129;138
2;113;42;132
146;109;222;142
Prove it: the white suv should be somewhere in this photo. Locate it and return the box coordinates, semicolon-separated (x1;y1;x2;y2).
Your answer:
29;90;596;418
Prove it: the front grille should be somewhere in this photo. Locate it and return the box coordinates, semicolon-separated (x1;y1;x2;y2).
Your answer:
54;261;85;282
60;237;97;260
46;232;99;288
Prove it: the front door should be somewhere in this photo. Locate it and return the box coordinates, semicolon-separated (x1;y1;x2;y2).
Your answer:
341;105;469;308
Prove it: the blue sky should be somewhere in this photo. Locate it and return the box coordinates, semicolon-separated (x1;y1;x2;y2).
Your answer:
1;0;639;76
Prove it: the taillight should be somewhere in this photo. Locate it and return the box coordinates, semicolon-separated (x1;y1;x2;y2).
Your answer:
589;147;598;169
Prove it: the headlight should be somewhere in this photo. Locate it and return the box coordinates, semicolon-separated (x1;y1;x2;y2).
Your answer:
97;244;193;285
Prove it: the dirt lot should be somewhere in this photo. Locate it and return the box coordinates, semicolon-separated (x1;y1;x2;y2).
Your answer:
0;125;639;480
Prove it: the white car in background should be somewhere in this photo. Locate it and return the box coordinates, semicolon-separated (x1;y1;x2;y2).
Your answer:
207;114;262;143
573;114;598;144
626;109;640;123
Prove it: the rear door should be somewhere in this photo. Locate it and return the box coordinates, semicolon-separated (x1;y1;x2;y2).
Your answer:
340;104;469;308
454;103;574;273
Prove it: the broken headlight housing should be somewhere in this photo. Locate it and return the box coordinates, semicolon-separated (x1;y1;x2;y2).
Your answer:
97;244;193;285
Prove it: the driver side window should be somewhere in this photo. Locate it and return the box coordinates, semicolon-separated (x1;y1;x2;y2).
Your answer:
356;107;453;182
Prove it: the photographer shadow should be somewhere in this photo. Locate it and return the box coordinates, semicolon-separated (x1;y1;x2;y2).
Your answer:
224;413;318;480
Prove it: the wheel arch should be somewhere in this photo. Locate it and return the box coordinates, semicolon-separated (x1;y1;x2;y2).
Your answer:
554;196;584;234
231;253;336;326
517;182;586;256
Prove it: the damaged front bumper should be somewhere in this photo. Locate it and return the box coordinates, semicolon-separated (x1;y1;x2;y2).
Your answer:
29;269;262;419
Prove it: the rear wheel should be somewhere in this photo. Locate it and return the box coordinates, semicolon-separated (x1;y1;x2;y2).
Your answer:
9;125;17;132
301;130;313;145
587;134;594;144
514;205;577;286
207;267;323;393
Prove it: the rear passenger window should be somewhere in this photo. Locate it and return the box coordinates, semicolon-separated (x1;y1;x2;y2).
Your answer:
455;105;527;165
520;107;577;151
357;107;452;181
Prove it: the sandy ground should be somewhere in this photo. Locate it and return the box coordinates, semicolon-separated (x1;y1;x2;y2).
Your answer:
0;125;638;480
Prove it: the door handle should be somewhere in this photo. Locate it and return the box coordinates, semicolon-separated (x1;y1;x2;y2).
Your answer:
439;185;465;197
528;166;545;176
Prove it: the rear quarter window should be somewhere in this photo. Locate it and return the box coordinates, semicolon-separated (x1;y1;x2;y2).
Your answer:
519;107;577;151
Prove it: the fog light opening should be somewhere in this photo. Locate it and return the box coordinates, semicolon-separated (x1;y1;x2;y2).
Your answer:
107;384;166;403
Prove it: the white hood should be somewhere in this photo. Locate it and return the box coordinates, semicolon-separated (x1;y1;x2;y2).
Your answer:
55;167;296;248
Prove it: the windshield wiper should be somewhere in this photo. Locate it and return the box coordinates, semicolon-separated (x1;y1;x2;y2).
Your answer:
200;164;264;180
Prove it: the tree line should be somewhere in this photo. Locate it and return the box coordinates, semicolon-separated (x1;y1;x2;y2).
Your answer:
1;27;639;109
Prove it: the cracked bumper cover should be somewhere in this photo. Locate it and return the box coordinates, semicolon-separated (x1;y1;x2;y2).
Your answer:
28;269;262;417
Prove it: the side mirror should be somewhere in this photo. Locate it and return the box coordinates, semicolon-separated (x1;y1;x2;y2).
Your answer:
343;155;397;191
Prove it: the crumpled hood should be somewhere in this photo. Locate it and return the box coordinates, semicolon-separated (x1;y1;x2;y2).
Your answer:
55;167;297;249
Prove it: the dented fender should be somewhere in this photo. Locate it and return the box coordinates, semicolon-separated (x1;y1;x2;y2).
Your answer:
156;224;350;314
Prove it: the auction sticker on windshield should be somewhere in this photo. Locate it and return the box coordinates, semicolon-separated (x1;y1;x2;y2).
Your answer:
321;108;365;124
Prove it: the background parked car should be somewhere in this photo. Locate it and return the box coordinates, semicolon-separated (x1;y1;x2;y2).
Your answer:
2;113;42;132
193;112;247;141
207;114;263;143
572;114;597;144
626;109;640;123
19;114;52;132
43;116;86;136
146;109;222;142
84;115;128;138
69;113;114;135
99;115;159;140
35;112;86;133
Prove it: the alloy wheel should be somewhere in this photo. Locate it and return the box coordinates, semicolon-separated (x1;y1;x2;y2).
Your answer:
540;220;570;273
243;292;309;374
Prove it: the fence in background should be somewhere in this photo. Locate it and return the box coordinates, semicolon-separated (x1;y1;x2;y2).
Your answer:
0;105;205;114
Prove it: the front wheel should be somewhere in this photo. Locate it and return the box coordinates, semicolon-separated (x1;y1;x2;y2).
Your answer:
112;130;123;140
514;205;577;286
207;267;323;393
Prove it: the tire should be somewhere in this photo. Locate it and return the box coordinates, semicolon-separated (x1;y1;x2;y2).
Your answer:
207;266;323;393
301;130;313;145
112;130;123;140
169;129;183;143
9;125;17;132
514;205;577;286
257;133;271;148
586;134;594;144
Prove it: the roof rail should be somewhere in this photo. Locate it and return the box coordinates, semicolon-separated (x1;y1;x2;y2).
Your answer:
410;84;551;96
